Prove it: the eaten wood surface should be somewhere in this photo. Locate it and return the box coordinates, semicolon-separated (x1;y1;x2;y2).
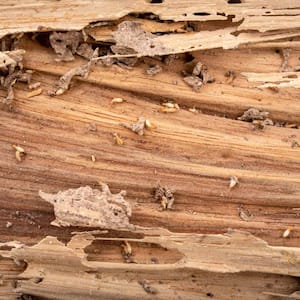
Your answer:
0;1;300;299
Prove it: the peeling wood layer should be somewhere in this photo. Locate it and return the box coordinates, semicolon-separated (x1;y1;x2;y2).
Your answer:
1;230;299;299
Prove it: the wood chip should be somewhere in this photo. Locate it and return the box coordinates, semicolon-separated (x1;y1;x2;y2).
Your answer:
91;155;96;162
26;87;42;98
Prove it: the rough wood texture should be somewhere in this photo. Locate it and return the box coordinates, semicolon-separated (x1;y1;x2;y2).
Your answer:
1;0;300;299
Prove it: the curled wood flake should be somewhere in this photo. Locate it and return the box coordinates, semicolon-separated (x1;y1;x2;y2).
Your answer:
280;48;291;72
113;133;124;145
154;184;175;210
229;176;239;189
138;280;158;295
91;155;96;162
12;144;26;162
26;87;42;98
113;21;170;57
50;48;99;95
146;64;162;75
49;31;83;62
39;183;133;230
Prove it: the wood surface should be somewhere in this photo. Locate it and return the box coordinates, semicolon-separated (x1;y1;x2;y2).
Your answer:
0;1;300;299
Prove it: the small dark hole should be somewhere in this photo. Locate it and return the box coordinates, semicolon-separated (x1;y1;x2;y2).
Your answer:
184;53;195;62
183;13;187;16
265;11;271;14
56;39;62;43
194;12;210;16
150;44;155;48
206;292;214;297
275;49;280;54
227;0;241;3
114;212;118;216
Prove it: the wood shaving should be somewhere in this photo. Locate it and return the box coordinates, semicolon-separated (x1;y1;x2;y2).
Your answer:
50;48;98;95
113;21;170;57
229;176;239;189
26;87;42;98
111;97;124;104
238;205;252;222
12;144;26;162
91;155;96;162
113;133;124;145
280;48;291;72
146;64;162;75
39;183;133;229
121;117;146;136
138;280;158;295
49;31;83;62
154;184;175;210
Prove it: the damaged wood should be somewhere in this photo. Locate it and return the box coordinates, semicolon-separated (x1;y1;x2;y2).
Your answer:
1;1;300;299
2;230;300;299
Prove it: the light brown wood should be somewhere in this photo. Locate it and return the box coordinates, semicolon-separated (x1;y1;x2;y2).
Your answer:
1;1;300;299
